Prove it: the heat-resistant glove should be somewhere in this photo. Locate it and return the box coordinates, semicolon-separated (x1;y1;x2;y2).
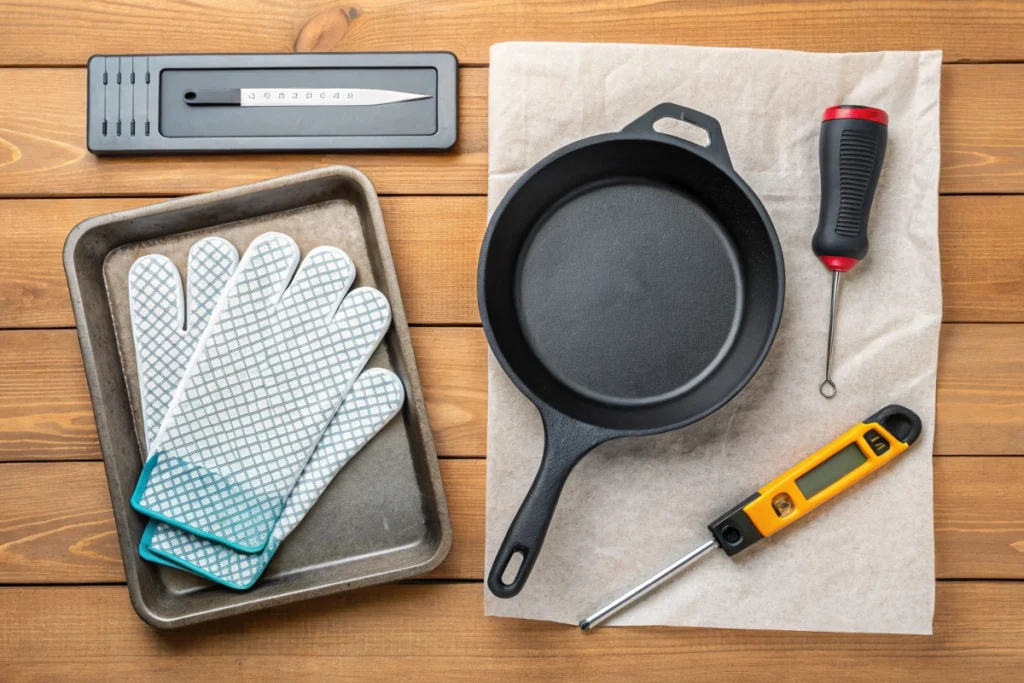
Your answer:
129;236;239;571
128;236;403;585
128;237;238;449
131;232;392;552
143;368;404;589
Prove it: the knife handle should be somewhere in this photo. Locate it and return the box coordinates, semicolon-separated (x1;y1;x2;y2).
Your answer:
183;89;241;106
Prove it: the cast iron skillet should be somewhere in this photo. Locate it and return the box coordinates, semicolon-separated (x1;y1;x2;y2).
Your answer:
479;103;785;598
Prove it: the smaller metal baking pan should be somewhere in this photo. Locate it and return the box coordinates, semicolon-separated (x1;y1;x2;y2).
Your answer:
64;166;452;628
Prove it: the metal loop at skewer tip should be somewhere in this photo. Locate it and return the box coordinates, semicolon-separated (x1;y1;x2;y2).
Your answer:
819;378;837;398
819;271;841;400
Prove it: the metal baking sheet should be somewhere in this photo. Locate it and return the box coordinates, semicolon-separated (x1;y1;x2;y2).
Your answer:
63;166;452;628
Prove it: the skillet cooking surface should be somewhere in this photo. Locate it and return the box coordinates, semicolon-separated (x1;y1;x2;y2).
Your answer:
515;179;742;406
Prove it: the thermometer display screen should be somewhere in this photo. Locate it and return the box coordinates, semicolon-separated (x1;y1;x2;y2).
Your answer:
796;443;868;499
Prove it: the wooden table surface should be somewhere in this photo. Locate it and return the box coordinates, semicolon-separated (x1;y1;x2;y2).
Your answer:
1;1;1023;680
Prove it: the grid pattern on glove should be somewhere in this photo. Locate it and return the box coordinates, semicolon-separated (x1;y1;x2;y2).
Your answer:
147;369;405;589
135;233;393;550
128;238;238;451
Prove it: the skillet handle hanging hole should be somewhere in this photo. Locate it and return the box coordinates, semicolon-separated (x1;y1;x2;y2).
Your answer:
500;550;526;586
653;117;710;147
622;103;732;169
488;543;533;598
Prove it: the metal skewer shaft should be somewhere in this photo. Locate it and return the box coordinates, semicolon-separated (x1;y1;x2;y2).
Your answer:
820;270;840;398
579;539;719;630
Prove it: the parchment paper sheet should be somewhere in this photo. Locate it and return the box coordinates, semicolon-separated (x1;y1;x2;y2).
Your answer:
484;42;942;634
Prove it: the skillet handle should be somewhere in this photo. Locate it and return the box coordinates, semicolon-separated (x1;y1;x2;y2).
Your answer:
622;103;732;169
487;413;609;599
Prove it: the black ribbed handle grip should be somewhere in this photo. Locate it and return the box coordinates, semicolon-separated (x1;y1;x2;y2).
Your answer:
811;105;888;271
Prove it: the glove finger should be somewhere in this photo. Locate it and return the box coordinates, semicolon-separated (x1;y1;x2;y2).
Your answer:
321;287;393;385
276;246;356;326
228;232;300;311
128;254;184;449
185;237;238;333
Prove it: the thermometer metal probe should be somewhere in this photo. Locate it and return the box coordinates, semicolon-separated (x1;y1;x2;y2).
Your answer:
579;404;921;630
812;105;889;398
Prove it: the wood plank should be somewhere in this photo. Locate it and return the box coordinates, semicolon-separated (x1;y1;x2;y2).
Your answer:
0;583;1022;681
942;65;1024;194
411;327;487;456
0;329;98;461
3;194;1023;328
0;199;152;329
939;195;1024;322
2;0;1023;66
2;66;1024;196
934;457;1024;579
0;68;488;197
0;328;487;461
3;324;1024;462
934;324;1024;456
1;457;1020;584
0;197;482;328
0;460;483;583
380;197;482;325
0;462;121;582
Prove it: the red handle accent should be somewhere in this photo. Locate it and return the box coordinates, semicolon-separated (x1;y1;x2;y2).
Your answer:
819;256;859;272
823;105;888;126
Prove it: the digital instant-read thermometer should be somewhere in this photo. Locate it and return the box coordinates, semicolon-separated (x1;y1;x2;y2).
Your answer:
580;404;922;630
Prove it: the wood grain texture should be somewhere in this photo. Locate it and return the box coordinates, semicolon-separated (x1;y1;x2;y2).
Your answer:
2;66;1024;196
0;329;99;461
2;457;1020;584
934;324;1024;456
6;323;1024;462
0;460;483;584
0;197;481;328
0;583;1022;681
0;0;1020;676
942;65;1024;194
1;0;1023;65
0;198;149;328
0;328;486;461
0;462;121;582
4;324;1024;462
410;327;488;455
0;68;488;197
939;195;1024;322
934;457;1024;579
3;195;1024;328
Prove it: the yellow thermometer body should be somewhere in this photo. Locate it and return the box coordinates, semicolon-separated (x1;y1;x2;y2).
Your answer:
707;404;922;556
581;404;923;629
